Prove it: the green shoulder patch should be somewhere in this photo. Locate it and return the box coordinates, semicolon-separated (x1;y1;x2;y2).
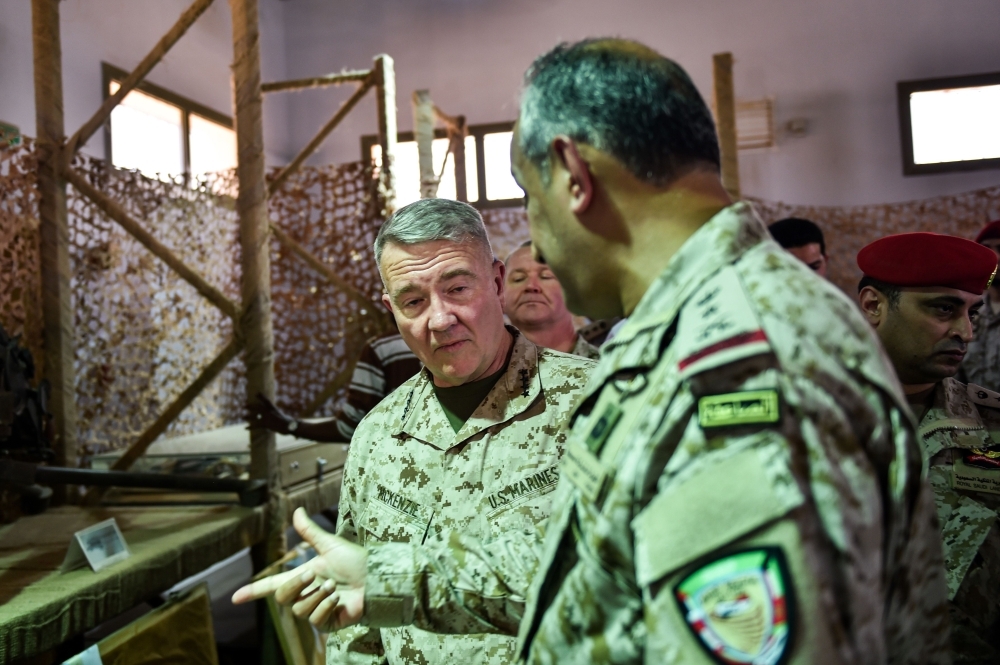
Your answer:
698;390;780;429
674;547;795;665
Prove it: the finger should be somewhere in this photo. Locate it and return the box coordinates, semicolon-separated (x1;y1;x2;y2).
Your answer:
231;567;301;604
309;588;342;631
275;568;317;606
293;508;338;554
293;578;336;619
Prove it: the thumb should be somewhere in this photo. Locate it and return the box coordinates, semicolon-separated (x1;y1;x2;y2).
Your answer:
293;507;338;554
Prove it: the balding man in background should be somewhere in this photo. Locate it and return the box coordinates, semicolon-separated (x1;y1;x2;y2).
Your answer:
504;241;600;360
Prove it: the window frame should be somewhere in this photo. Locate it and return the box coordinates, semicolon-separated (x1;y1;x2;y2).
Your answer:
361;120;522;209
102;62;234;180
897;70;1000;176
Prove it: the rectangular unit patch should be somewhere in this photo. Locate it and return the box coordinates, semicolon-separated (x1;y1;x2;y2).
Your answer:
562;440;611;505
699;390;780;429
953;458;1000;495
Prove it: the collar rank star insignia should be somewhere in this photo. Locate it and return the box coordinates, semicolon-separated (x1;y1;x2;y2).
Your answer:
674;547;795;665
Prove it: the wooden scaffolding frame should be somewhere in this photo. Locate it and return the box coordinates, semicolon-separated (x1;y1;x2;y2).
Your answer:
30;0;397;565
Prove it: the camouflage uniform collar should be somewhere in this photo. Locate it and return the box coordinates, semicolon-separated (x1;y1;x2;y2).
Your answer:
393;327;542;451
595;202;769;377
919;378;986;435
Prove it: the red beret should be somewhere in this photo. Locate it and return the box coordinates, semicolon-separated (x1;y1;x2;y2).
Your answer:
975;220;1000;244
857;232;998;295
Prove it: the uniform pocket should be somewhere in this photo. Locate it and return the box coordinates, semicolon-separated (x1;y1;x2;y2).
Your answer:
360;494;432;544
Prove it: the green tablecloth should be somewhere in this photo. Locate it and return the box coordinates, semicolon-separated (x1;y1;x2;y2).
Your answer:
0;504;265;661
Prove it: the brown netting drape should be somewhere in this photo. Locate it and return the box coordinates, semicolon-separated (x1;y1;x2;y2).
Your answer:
1;141;387;455
747;190;1000;294
5;135;997;457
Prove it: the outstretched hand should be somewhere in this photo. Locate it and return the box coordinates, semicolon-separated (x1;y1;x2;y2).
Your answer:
232;508;367;631
246;392;293;435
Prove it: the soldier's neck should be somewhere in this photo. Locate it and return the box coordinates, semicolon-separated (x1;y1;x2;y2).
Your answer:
519;318;577;354
615;172;732;316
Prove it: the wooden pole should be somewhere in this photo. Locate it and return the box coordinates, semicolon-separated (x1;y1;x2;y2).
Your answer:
78;336;244;504
261;69;370;93
63;167;241;322
413;90;437;199
266;74;375;197
32;0;78;499
374;55;397;217
108;337;244;472
451;115;468;203
64;0;215;158
301;355;359;417
268;223;376;312
712;52;740;200
231;0;281;566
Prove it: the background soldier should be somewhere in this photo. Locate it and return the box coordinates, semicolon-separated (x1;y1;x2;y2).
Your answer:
248;330;421;443
504;241;600;359
960;220;1000;392
857;232;1000;663
235;39;949;665
767;217;830;277
243;198;595;665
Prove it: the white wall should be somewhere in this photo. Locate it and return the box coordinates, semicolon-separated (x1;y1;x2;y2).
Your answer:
281;0;1000;207
3;1;999;206
0;0;293;164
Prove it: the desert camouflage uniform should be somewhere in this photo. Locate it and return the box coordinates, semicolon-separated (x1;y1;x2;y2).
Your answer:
919;377;1000;663
571;334;601;360
359;203;950;664
959;297;1000;392
329;329;595;664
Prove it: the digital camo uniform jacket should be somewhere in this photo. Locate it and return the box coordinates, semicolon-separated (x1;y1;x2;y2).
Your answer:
329;330;595;664
919;377;1000;662
959;296;1000;393
358;203;950;665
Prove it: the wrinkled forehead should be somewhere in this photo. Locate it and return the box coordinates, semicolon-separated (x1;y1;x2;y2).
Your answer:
504;245;539;270
380;238;493;289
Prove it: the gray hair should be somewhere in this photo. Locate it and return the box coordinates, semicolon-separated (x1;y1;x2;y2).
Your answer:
518;38;720;186
374;198;494;270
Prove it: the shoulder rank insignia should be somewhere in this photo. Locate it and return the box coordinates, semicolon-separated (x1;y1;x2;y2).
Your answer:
698;390;780;429
674;547;795;665
968;383;1000;409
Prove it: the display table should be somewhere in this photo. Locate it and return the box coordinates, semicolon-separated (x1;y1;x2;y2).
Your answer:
0;504;266;661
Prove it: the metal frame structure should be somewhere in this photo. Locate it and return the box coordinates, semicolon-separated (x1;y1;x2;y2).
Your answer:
30;0;397;566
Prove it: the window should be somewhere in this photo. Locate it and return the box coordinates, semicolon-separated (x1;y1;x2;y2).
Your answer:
897;70;1000;176
362;122;525;209
103;63;237;184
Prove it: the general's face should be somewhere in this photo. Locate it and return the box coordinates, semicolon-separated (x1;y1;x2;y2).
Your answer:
380;239;507;386
511;124;599;318
503;246;571;329
874;287;983;384
787;243;828;277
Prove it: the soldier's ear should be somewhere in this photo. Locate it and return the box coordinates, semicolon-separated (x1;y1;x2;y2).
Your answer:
551;136;594;216
858;286;886;327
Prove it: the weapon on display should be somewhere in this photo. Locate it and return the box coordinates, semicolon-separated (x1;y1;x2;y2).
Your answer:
1;323;267;516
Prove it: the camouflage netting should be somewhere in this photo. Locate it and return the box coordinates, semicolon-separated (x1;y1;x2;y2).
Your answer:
1;140;388;455
748;192;1000;295
5;135;998;457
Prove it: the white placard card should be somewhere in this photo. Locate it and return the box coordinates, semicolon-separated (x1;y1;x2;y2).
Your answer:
61;518;131;573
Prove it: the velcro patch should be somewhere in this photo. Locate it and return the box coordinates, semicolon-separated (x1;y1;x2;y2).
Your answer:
954;458;1000;495
699;390;780;429
674;547;795;665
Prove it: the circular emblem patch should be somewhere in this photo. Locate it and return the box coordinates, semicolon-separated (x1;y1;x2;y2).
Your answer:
673;547;795;665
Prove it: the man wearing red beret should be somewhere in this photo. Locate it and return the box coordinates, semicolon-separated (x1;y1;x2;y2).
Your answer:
960;220;1000;393
857;232;1000;663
